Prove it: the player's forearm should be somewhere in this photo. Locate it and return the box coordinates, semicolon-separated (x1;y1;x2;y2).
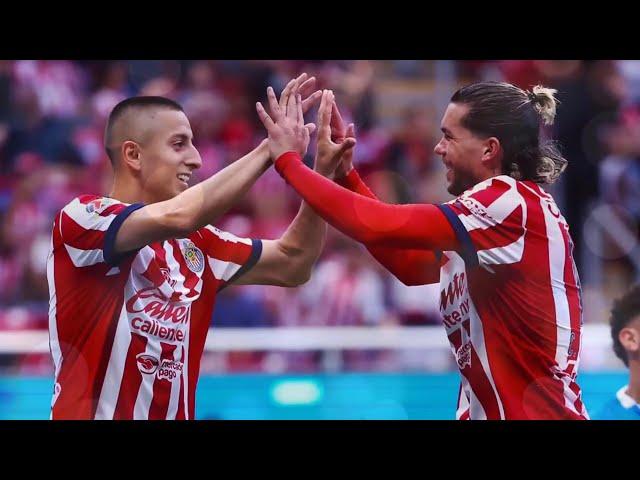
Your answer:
335;168;441;285
159;140;271;233
275;152;456;251
275;161;333;284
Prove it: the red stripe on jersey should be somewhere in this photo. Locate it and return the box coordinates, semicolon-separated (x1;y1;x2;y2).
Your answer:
98;203;128;217
469;178;510;208
468;205;524;251
77;194;100;204
141;244;169;287
461;346;502;419
448;328;463;351
50;241;133;419
60;211;107;251
450;201;472;216
523;181;552;199
171;240;200;300
517;182;571;413
113;332;148;419
569;380;585;417
197;228;252;264
148;342;178;420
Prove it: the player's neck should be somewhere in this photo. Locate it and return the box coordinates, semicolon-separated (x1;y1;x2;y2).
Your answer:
477;168;504;185
109;174;144;205
627;360;640;403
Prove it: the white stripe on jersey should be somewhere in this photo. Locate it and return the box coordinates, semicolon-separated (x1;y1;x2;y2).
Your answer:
541;202;572;370
477;233;526;266
47;235;62;418
468;300;506;419
458;181;524;232
539;196;582;416
133;337;163;420
456;380;470;420
182;324;190;420
208;257;243;282
63;197;118;231
64;244;104;267
165;241;190;298
204;225;252;245
165;344;184;420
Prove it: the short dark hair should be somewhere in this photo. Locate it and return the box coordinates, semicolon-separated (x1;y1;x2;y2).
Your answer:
450;81;567;185
610;284;640;367
104;96;184;164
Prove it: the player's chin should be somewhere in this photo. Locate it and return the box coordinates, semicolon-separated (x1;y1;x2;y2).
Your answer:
176;179;190;193
446;177;465;196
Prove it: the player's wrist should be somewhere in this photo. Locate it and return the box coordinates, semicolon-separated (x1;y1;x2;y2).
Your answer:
274;151;302;174
334;164;355;180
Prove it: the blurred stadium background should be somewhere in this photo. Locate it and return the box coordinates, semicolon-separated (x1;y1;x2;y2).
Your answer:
0;60;638;419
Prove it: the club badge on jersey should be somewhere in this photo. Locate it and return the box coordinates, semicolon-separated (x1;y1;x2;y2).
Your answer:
181;240;205;273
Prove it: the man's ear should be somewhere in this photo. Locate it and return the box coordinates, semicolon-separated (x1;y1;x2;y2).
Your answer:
481;137;502;171
122;140;142;172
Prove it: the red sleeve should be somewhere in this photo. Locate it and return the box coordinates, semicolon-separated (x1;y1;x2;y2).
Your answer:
336;169;442;285
276;151;459;251
193;225;262;289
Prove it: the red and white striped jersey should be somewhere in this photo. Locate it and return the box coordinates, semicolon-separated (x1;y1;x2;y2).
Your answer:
436;175;588;420
47;195;261;419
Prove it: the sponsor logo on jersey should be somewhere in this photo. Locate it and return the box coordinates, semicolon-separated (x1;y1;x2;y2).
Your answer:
440;272;466;310
160;267;177;288
156;359;183;381
85;198;114;214
126;287;189;325
136;354;160;374
457;341;472;369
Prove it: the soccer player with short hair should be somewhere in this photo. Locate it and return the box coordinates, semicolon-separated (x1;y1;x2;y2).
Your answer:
47;74;348;419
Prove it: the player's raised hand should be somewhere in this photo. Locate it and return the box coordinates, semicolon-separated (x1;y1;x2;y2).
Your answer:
278;72;322;115
256;80;314;160
314;90;356;176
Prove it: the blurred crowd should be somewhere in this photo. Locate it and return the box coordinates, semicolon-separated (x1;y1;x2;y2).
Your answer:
1;60;639;374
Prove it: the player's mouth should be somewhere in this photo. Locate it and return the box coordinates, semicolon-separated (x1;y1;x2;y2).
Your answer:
177;173;191;187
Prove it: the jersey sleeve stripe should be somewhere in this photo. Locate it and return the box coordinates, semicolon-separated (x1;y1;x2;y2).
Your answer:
436;204;478;267
103;203;145;266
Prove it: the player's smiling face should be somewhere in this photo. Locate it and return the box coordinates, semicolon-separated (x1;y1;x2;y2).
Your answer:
434;103;488;196
139;109;202;203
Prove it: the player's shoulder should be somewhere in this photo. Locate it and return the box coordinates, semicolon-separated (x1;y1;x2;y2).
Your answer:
59;195;133;220
449;175;524;219
196;224;252;246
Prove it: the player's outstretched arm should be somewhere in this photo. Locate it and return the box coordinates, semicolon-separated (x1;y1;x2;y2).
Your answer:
329;102;442;285
112;73;322;260
260;92;461;259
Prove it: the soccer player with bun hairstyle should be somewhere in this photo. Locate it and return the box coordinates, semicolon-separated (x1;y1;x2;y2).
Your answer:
261;82;589;419
47;74;352;420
